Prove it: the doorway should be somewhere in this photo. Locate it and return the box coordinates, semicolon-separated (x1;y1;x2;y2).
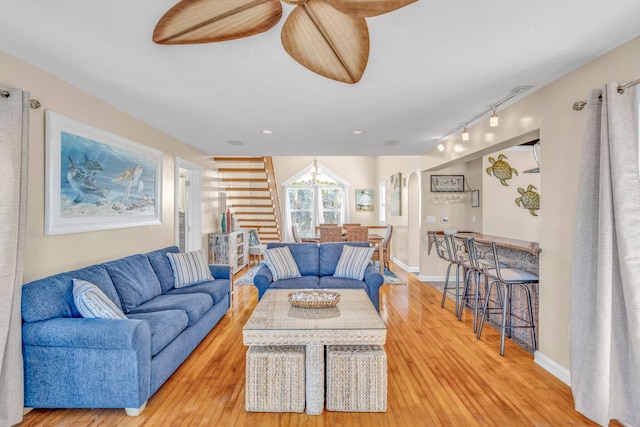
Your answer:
175;158;202;251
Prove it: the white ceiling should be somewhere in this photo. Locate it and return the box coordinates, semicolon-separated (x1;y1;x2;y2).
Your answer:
2;1;640;156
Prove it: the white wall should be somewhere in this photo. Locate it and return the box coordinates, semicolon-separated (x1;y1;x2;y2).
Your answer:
2;51;221;282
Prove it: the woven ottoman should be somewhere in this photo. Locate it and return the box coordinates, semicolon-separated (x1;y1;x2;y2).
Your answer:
326;345;387;412
245;345;305;412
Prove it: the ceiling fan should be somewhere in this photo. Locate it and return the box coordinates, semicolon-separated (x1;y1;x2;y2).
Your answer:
152;0;416;84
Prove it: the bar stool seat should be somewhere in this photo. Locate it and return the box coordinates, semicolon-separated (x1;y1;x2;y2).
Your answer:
429;231;461;316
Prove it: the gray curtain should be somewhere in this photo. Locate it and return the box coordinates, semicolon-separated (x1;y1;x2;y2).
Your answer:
0;88;29;427
571;83;640;426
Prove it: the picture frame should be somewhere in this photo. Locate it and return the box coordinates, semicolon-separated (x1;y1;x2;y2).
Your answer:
45;111;162;235
355;189;374;211
390;172;402;216
471;190;480;207
430;175;465;193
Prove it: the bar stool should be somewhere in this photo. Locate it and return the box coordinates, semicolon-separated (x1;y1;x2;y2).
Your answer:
449;235;477;327
429;231;460;316
476;242;539;356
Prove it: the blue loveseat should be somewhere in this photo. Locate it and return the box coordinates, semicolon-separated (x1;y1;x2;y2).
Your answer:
253;242;384;311
20;246;231;416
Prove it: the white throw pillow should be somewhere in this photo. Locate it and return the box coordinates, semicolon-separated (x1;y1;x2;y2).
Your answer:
334;245;375;281
166;249;214;288
73;279;127;319
264;246;302;281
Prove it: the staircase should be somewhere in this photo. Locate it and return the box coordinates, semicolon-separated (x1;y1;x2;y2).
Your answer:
214;157;282;243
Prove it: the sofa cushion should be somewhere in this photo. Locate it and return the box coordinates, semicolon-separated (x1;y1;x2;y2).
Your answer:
319;276;368;291
165;278;230;305
22;264;122;322
267;276;320;290
127;310;189;356
104;254;163;313
146;246;181;293
264;246;302;281
334;245;375;281
72;279;128;320
266;243;319;276
166;249;214;288
128;293;213;326
319;242;370;277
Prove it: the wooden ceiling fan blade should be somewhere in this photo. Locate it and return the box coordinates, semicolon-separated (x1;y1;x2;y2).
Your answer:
281;0;369;84
324;0;417;18
153;0;282;44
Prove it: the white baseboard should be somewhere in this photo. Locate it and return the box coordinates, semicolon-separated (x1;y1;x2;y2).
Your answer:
417;275;447;283
534;351;571;386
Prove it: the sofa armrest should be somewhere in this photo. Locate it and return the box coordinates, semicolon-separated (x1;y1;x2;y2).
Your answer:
253;265;273;300
209;264;232;280
363;264;384;311
23;317;150;350
22;317;151;410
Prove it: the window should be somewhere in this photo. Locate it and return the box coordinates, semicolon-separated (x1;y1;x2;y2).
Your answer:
284;162;349;238
379;180;386;223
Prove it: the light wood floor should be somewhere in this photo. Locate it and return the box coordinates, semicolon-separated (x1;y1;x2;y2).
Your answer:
19;264;603;427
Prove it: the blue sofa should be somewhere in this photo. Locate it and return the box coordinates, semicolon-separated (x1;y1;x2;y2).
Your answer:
253;242;384;311
20;246;231;416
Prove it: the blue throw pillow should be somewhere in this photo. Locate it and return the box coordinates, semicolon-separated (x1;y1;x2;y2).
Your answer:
72;279;128;319
166;249;214;288
264;246;302;281
334;245;375;281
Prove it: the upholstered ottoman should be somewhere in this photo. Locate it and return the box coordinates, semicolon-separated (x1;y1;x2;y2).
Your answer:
326;345;387;412
245;345;305;412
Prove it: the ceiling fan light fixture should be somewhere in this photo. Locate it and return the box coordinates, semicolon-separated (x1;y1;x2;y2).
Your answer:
489;110;499;127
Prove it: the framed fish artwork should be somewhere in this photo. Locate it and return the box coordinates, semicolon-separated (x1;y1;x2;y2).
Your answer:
45;111;162;235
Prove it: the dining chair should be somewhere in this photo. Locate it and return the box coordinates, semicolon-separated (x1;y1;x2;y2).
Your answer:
370;224;393;271
346;226;369;242
319;226;343;242
291;224;302;243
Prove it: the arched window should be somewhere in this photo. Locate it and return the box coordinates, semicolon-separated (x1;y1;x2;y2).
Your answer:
282;161;350;241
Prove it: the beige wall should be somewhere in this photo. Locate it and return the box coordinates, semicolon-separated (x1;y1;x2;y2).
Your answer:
2;51;221;282
482;147;541;242
421;35;640;372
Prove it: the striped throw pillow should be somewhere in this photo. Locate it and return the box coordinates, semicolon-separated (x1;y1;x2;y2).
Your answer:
73;279;127;319
166;249;214;288
264;246;301;281
334;245;375;281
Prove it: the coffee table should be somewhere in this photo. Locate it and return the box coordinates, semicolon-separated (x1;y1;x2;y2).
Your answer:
243;289;387;414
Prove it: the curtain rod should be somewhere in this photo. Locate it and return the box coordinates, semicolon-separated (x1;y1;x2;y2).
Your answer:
0;89;42;108
572;78;640;111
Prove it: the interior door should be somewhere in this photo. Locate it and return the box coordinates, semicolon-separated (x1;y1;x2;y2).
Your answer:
176;158;202;251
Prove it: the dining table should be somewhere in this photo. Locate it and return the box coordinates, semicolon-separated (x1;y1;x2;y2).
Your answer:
300;233;385;273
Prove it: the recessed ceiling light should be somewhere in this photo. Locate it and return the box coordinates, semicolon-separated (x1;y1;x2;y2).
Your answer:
383;140;399;146
261;130;274;135
352;130;364;135
226;140;244;146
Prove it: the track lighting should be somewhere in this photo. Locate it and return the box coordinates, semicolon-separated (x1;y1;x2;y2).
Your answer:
438;86;532;144
437;143;445;152
490;110;499;127
461;127;469;141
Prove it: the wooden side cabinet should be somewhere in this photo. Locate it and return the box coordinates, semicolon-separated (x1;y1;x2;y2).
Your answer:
208;230;249;273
